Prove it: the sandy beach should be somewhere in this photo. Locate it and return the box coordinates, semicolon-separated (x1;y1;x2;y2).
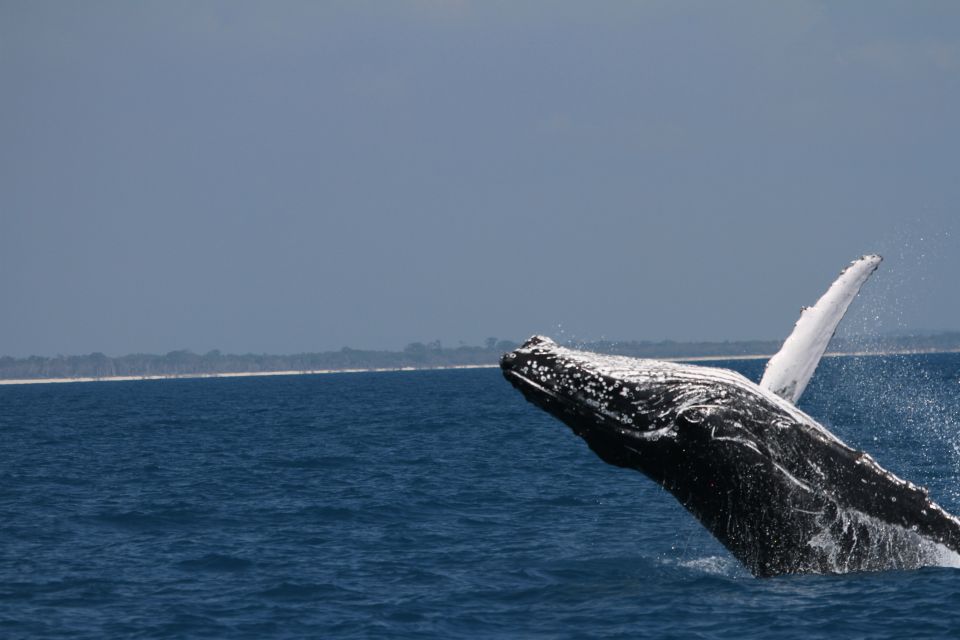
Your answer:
0;364;499;386
2;349;958;386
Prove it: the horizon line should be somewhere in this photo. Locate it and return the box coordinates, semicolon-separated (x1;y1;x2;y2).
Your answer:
3;347;960;387
4;329;960;361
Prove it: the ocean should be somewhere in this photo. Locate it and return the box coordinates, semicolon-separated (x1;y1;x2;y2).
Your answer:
2;354;960;638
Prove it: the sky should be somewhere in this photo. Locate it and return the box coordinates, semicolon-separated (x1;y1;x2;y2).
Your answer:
2;1;959;357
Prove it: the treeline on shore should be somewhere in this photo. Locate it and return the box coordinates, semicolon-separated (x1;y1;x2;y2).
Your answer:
0;340;519;380
3;333;960;380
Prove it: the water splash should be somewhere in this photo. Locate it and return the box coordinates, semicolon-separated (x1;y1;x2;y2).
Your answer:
819;355;960;508
839;222;956;344
675;556;742;576
807;506;960;574
823;227;960;505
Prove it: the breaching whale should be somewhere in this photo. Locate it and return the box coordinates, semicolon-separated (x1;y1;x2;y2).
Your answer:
501;256;960;577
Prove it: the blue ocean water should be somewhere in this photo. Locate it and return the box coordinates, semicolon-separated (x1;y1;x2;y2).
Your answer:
2;354;960;639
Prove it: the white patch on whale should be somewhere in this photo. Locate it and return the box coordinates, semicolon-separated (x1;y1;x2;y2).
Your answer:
761;255;882;404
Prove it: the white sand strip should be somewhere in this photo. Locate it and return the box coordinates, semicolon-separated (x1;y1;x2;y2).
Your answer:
1;349;957;386
0;364;498;385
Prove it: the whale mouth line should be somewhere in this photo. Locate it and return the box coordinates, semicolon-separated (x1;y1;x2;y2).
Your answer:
504;368;649;437
502;369;562;402
504;368;602;420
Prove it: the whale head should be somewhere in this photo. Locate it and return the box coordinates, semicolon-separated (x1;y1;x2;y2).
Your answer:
501;335;679;441
499;335;793;472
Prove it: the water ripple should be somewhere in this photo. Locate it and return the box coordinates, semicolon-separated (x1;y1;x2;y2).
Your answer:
1;362;959;638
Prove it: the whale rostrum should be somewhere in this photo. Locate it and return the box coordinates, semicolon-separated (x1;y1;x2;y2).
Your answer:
501;258;960;577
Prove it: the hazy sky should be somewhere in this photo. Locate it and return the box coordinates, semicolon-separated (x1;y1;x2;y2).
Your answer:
2;1;959;357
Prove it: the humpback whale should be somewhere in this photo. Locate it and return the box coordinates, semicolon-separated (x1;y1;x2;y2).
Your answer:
501;256;960;577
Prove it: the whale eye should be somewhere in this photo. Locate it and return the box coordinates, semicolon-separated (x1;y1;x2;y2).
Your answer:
677;408;705;427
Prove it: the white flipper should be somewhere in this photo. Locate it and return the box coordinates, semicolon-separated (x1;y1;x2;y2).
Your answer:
760;255;882;404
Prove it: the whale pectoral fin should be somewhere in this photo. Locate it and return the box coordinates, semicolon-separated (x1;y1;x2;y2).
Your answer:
760;255;882;404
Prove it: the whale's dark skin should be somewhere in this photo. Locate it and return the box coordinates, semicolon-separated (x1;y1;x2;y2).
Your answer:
502;336;960;577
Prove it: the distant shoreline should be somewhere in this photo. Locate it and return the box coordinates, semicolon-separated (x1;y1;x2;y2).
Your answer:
0;364;498;386
2;349;958;386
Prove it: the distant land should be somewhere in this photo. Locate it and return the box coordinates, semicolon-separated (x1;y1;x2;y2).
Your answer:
3;332;960;383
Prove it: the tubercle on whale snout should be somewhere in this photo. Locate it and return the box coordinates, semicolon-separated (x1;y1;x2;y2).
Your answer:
500;339;673;438
500;336;556;368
